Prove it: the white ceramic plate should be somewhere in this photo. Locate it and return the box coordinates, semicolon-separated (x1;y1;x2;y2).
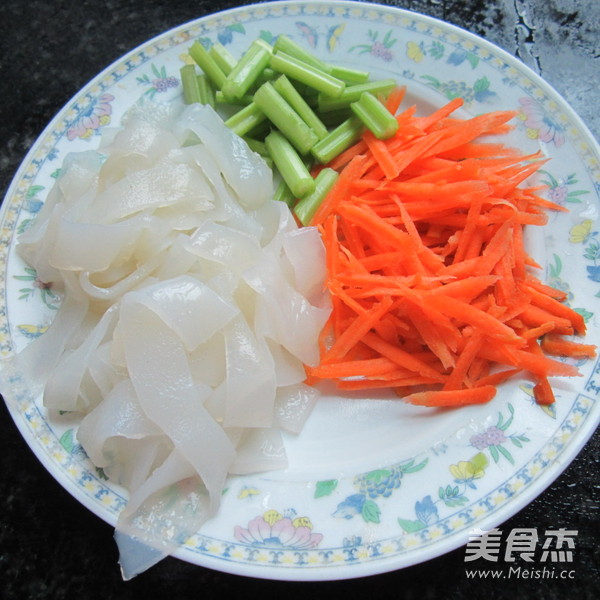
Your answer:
1;0;599;582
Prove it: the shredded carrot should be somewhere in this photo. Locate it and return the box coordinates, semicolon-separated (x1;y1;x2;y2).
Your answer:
385;85;406;115
405;385;497;407
533;376;556;406
541;333;597;359
305;92;595;408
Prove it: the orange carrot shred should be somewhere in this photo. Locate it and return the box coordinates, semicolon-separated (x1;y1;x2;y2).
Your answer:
541;334;597;359
405;385;497;407
533;376;556;405
304;95;595;408
385;85;407;115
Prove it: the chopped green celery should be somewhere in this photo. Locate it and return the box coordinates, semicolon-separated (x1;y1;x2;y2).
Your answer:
197;74;215;107
245;119;272;141
272;75;329;140
224;102;267;137
265;130;315;198
221;40;273;102
351;92;399;139
273;179;297;208
273;34;332;73
253;82;318;155
302;89;320;108
209;42;237;75
294;168;339;225
215;90;254;105
319;107;354;127
270;51;345;98
253;38;275;53
255;67;277;86
317;78;397;112
311;117;364;164
244;137;269;157
328;64;370;84
180;65;202;104
243;139;273;167
189;40;227;89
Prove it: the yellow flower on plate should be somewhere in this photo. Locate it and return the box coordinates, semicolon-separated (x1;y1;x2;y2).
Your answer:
450;460;484;481
449;452;488;481
509;480;525;494
179;53;195;65
263;509;283;525
492;492;507;506
406;41;424;63
238;485;260;499
569;219;593;244
526;127;539;140
292;516;313;529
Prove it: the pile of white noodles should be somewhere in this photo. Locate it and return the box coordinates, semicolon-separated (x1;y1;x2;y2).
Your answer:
11;102;331;577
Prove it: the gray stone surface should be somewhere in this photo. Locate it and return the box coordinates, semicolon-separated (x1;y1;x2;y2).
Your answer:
0;1;598;598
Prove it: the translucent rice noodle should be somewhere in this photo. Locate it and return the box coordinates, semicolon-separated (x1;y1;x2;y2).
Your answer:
7;102;331;578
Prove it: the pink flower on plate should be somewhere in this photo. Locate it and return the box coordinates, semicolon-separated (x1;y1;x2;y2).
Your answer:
234;510;323;549
517;97;565;147
67;93;115;140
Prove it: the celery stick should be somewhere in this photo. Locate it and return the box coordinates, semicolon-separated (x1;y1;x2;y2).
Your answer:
311;117;364;164
302;88;320;108
317;78;397;112
328;64;370;84
221;40;272;102
253;82;318;155
294;168;339;225
197;75;215;107
265;130;315;198
255;67;277;86
273;34;332;73
273;179;297;208
209;42;238;75
244;137;269;157
245;136;273;168
273;75;329;140
245;119;272;141
270;51;345;98
253;38;274;53
189;41;227;89
224;102;267;137
215;90;254;105
319;107;354;127
180;65;202;104
351;92;399;139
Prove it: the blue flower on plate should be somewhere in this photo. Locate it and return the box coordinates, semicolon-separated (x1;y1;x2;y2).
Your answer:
415;495;438;525
217;24;245;46
333;494;365;519
586;265;600;282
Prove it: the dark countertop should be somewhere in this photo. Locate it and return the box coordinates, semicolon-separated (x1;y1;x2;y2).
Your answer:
0;1;598;598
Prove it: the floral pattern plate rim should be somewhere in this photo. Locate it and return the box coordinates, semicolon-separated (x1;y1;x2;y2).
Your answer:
1;0;599;582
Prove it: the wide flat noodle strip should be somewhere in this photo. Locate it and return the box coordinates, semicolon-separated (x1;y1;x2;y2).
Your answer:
174;104;273;211
1;101;331;578
120;300;236;512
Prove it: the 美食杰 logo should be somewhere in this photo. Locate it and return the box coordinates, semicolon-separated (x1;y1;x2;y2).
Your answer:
463;527;577;580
